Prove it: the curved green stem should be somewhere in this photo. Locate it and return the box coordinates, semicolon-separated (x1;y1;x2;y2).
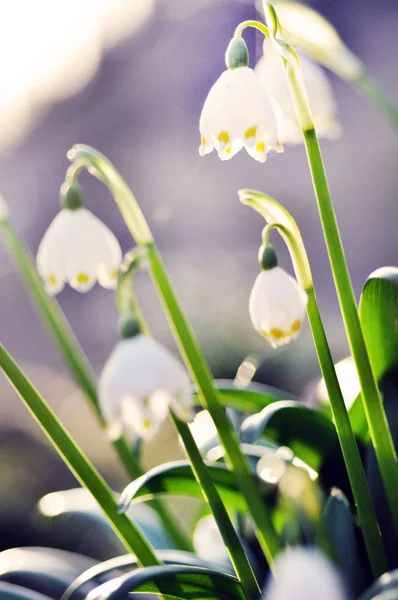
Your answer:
66;144;281;566
234;20;269;39
354;70;398;132
0;343;160;567
119;263;260;598
240;190;386;576
0;220;192;553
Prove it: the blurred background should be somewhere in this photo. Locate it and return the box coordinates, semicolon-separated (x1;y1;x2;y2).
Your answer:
0;0;397;550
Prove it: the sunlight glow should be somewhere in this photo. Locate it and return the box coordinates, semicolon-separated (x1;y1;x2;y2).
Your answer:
0;0;155;148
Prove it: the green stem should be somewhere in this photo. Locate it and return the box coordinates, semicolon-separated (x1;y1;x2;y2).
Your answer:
172;414;260;598
306;288;386;576
66;144;281;566
0;343;160;566
0;220;192;553
121;267;259;598
147;244;281;564
301;127;398;536
355;70;398;132
239;190;385;575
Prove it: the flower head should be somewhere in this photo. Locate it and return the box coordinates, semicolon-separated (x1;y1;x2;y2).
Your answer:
99;331;193;440
249;246;308;347
199;38;282;162
263;547;348;600
37;206;122;295
255;39;340;145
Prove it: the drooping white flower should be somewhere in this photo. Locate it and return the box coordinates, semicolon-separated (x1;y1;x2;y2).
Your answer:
263;547;348;600
199;37;282;162
99;334;193;440
249;264;308;348
255;38;340;145
37;207;122;295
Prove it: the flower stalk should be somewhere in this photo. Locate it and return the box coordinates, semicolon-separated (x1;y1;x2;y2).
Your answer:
240;190;386;577
0;218;192;553
66;144;281;565
115;261;260;598
0;342;160;567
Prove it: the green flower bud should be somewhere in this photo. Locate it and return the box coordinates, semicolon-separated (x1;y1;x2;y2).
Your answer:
60;182;84;210
119;315;141;339
225;37;249;69
258;244;278;270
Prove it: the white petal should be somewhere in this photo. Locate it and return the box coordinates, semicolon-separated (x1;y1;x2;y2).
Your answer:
98;335;192;435
255;39;339;145
263;547;348;600
199;66;281;161
249;267;308;347
37;207;122;294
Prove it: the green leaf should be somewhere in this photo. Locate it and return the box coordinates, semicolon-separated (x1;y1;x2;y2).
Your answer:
316;489;364;597
194;379;298;414
0;582;53;600
350;268;398;440
240;401;338;472
86;565;245;600
0;547;95;599
64;551;233;600
119;460;273;516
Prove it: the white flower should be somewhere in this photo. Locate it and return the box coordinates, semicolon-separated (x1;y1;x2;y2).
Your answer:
249;266;308;347
263;547;348;600
36;207;122;295
98;335;193;440
199;66;282;162
255;39;340;145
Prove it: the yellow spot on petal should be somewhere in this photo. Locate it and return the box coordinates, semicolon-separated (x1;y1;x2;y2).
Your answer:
256;141;265;154
270;328;285;340
218;131;230;144
48;274;57;286
224;146;232;155
142;418;152;431
245;125;257;139
201;136;207;146
76;273;90;284
142;396;150;407
110;268;118;280
291;319;302;333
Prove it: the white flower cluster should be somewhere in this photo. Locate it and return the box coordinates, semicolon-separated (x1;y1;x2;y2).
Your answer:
199;36;339;161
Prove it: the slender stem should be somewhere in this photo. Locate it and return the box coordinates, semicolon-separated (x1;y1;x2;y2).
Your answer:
300;126;398;535
306;288;386;576
234;20;269;39
0;220;192;553
147;244;281;564
355;70;398;132
240;191;385;575
122;270;260;598
0;343;160;566
66;145;281;565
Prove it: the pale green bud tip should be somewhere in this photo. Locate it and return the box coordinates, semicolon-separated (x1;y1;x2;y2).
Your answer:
225;37;249;69
259;245;278;270
119;315;141;339
0;194;9;222
60;182;84;210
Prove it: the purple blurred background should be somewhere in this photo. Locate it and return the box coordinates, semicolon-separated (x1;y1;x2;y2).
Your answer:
0;0;397;523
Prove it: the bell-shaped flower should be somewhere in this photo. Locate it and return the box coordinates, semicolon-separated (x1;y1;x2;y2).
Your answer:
249;247;308;347
263;547;348;600
37;207;122;295
199;37;282;162
255;39;340;145
99;333;194;441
